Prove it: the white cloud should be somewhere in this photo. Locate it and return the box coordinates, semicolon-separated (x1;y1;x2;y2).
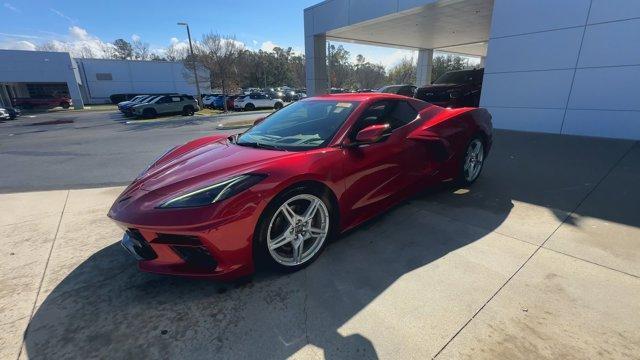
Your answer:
223;38;246;49
260;40;278;52
3;2;19;12
252;40;258;46
68;26;89;40
36;26;115;58
50;8;77;23
0;32;40;39
1;40;36;51
131;34;141;42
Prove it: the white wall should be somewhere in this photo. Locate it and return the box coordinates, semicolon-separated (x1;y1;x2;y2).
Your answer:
482;0;640;140
76;59;208;104
0;50;85;109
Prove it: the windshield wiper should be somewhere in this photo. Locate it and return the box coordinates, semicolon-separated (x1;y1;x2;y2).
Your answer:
237;141;287;151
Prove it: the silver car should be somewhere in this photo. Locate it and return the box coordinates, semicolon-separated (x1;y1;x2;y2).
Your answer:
131;95;199;118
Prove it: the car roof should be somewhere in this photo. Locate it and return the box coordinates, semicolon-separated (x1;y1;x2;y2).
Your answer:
308;93;413;102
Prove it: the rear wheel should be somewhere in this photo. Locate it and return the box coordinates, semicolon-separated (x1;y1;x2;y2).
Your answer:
182;105;195;116
60;102;70;109
255;187;334;272
245;103;256;111
457;136;485;186
274;102;283;110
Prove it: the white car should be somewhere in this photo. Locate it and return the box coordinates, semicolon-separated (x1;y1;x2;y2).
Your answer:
0;108;9;120
234;93;284;111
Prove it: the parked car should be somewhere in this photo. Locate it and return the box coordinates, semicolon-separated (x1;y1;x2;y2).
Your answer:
212;95;226;109
377;84;416;97
234;93;284;111
13;95;72;109
226;95;240;110
0;108;9;120
1;107;21;120
109;93;493;279
120;95;160;116
202;94;222;108
131;95;199;118
118;95;152;113
415;68;484;108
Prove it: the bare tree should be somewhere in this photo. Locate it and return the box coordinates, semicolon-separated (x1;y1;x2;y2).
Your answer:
132;39;150;60
165;43;187;61
195;33;243;112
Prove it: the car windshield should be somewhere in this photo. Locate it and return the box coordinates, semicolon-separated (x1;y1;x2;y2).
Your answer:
434;71;475;84
237;100;359;151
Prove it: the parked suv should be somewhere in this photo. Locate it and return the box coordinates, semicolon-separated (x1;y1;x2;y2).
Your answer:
377;84;416;97
234;93;284;111
131;95;199;118
13;95;73;109
415;68;484;108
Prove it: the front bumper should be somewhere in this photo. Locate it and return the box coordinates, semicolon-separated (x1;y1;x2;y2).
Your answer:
109;187;265;280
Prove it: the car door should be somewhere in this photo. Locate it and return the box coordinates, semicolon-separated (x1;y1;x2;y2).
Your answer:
257;93;270;108
154;96;172;114
339;100;421;226
169;96;183;112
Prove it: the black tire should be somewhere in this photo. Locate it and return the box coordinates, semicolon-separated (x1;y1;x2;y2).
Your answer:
245;103;256;111
182;106;195;116
274;102;283;110
142;108;156;119
60;102;70;109
456;135;486;186
254;185;336;273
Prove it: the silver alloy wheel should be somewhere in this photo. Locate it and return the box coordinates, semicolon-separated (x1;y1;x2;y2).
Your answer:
463;139;484;182
267;194;329;266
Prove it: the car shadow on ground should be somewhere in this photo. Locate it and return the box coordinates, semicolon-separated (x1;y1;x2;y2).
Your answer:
23;130;639;359
23;183;512;359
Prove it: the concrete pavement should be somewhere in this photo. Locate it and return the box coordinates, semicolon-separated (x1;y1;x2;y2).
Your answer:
0;130;639;359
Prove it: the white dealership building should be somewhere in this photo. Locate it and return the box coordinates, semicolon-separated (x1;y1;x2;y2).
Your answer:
0;50;206;109
305;0;640;140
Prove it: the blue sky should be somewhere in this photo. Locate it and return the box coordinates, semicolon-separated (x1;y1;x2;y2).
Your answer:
0;0;435;68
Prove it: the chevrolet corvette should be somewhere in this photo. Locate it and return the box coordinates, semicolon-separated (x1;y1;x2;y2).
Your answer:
108;93;492;280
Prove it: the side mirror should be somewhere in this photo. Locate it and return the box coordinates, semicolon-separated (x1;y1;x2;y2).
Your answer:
354;124;390;144
253;117;266;126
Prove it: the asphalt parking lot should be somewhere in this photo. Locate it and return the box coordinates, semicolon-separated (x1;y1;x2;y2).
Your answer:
1;111;639;359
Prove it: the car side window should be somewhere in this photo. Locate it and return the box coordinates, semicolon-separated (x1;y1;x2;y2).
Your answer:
171;96;181;102
387;101;418;129
352;100;418;138
350;101;391;140
250;94;258;99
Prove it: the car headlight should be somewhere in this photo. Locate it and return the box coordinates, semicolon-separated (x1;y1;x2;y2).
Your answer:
448;91;462;99
158;174;267;208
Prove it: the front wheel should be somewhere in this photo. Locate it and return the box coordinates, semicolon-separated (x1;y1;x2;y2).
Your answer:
457;136;485;186
142;108;157;119
255;187;334;272
274;102;283;110
60;102;70;109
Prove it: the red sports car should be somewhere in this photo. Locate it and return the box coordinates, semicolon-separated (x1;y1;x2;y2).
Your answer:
108;93;492;280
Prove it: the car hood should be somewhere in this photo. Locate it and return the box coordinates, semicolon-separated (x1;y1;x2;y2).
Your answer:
136;138;295;195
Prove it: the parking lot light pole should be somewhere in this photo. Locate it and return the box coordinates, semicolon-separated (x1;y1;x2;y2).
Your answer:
177;22;202;108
